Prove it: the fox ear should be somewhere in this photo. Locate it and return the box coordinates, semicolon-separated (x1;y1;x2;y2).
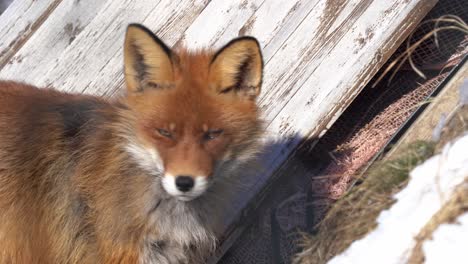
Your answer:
209;37;263;100
124;24;175;93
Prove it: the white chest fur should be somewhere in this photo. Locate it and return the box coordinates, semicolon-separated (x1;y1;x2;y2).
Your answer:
141;200;217;264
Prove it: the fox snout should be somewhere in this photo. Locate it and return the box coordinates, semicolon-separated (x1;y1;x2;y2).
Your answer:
157;139;217;201
162;173;210;201
175;175;195;192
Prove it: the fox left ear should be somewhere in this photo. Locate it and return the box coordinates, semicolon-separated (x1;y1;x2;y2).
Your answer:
209;37;263;100
124;24;175;93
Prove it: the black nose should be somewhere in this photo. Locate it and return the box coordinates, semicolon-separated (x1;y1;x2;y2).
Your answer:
175;176;194;192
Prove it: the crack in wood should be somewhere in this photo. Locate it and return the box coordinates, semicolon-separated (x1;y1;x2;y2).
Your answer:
0;0;62;70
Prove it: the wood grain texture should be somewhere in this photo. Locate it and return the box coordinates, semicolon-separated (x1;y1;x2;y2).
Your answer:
0;0;210;95
0;0;438;261
180;0;265;48
0;0;62;69
0;0;107;80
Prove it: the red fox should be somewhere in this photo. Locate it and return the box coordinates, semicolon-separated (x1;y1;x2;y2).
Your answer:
0;24;264;263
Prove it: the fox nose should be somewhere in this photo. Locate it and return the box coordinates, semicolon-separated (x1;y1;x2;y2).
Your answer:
175;176;195;192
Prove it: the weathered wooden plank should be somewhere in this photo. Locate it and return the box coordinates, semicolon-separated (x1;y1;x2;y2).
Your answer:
0;0;62;69
179;0;265;48
0;0;108;80
1;0;163;86
26;0;208;95
182;0;321;63
86;0;212;97
260;0;374;118
240;0;321;61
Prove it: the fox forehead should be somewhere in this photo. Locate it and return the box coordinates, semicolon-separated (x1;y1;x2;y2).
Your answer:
129;83;226;129
128;50;256;125
173;49;213;84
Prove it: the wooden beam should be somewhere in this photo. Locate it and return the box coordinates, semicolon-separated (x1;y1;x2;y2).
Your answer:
0;0;108;80
0;0;211;94
0;0;62;69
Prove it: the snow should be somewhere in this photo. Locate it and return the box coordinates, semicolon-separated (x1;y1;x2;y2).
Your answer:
423;212;468;264
459;79;468;105
328;134;468;264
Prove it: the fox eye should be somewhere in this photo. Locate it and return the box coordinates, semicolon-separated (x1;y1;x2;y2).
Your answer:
203;129;223;141
156;128;172;139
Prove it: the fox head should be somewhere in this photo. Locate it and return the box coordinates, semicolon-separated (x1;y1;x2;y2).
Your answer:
122;24;264;202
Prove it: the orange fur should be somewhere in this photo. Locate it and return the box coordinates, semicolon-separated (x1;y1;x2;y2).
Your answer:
0;24;263;263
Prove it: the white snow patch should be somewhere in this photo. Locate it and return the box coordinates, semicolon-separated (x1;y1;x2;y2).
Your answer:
328;134;468;264
423;212;468;264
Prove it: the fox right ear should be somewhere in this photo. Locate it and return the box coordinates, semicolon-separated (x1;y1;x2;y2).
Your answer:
124;24;175;93
209;37;263;100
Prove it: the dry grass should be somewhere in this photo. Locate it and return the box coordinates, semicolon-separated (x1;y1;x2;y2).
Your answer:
294;141;435;264
372;15;467;88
